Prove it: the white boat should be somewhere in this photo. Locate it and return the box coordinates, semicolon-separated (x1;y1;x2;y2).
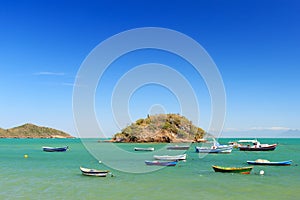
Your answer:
153;154;187;161
195;139;232;153
80;167;110;177
134;147;154;151
195;146;233;153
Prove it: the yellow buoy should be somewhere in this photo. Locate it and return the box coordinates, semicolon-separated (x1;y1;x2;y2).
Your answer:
24;154;28;158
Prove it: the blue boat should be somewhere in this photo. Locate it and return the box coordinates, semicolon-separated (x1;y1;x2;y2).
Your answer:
145;160;178;166
247;159;292;166
42;146;68;152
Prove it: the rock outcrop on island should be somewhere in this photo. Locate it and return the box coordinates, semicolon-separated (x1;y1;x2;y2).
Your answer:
112;114;206;143
0;123;74;138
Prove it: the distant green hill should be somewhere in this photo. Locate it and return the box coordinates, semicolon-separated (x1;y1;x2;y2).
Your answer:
0;123;74;138
112;114;207;143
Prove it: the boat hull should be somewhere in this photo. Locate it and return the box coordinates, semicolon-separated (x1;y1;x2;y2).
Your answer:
81;172;108;177
145;160;177;166
212;165;253;174
42;146;68;152
246;160;292;166
239;144;277;151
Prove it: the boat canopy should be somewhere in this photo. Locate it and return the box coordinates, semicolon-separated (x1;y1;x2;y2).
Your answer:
255;159;270;163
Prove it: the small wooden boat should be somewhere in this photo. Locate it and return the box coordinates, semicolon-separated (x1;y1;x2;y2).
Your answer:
80;167;110;177
153;154;187;161
166;145;190;150
195;146;232;153
134;147;154;151
247;159;292;166
212;165;253;174
145;160;178;166
42;146;68;152
238;140;277;151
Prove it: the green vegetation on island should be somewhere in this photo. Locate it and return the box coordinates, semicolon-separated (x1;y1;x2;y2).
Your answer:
112;114;207;143
0;123;74;138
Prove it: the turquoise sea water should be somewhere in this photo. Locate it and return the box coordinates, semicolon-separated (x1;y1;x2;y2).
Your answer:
0;138;299;200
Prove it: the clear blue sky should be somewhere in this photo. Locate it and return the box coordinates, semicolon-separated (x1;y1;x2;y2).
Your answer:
0;0;299;137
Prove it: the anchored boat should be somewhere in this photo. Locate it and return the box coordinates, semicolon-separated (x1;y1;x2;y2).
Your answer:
145;160;178;166
42;146;68;152
195;139;232;153
134;147;154;151
247;159;292;166
166;145;190;150
195;146;232;153
212;165;253;174
80;167;110;177
238;140;277;151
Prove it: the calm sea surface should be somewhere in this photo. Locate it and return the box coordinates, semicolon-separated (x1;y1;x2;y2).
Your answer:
0;138;299;200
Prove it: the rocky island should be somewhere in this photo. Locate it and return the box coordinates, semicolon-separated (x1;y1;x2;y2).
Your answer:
0;123;74;138
112;114;207;143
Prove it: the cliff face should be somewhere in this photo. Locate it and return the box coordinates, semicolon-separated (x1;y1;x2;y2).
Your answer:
112;114;206;143
0;123;74;138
